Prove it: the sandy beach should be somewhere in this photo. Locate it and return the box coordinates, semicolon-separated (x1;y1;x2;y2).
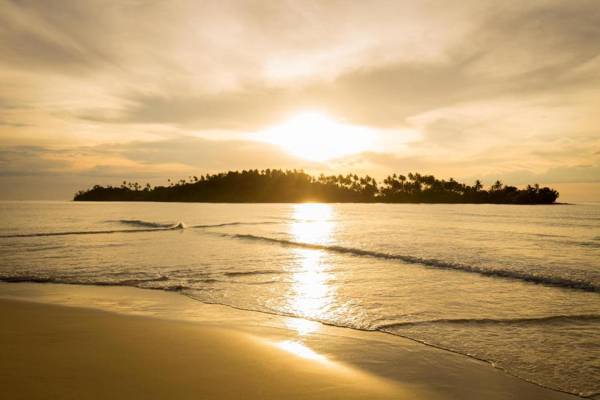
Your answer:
0;283;582;400
3;0;600;397
1;299;407;400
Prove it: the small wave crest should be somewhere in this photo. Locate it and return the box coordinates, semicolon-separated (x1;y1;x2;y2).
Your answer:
376;314;600;330
0;220;281;239
0;225;184;239
0;274;170;286
223;270;283;277
191;221;279;228
577;241;600;249
113;219;176;228
228;234;599;292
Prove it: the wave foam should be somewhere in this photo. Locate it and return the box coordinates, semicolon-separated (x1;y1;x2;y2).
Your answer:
376;314;600;330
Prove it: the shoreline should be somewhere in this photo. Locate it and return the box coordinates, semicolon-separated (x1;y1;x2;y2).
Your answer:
1;299;408;400
72;199;565;205
0;282;582;399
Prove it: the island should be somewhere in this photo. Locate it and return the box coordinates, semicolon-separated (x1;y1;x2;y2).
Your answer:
73;170;559;204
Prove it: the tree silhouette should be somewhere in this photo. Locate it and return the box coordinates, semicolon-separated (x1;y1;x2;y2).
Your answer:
73;170;559;204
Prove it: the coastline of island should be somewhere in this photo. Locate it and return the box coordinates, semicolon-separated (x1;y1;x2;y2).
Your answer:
73;170;560;204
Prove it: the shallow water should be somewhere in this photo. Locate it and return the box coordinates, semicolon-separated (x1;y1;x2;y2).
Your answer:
1;201;599;396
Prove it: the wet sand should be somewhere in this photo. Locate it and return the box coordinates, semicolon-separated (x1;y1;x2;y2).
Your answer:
0;283;582;400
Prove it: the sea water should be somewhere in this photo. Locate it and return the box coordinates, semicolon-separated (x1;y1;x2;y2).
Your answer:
0;201;598;396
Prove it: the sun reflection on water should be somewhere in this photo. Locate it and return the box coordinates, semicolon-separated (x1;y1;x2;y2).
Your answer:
289;203;334;244
286;204;337;333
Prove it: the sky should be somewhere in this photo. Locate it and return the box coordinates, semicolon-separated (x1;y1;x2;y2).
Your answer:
0;0;599;201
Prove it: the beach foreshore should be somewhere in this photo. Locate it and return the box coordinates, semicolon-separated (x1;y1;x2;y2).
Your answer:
0;283;581;400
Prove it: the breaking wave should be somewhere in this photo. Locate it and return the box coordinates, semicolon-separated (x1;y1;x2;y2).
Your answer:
228;234;599;292
111;219;177;228
0;274;170;287
0;226;182;238
114;219;280;229
0;219;281;239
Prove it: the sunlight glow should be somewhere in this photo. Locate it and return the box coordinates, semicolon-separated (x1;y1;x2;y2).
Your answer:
290;249;332;319
260;111;376;162
276;340;328;363
290;203;334;245
285;318;321;336
286;204;336;322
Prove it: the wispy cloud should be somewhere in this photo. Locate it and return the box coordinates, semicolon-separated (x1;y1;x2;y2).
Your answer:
0;0;599;199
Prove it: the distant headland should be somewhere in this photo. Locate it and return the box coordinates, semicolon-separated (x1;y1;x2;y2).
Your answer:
73;170;559;204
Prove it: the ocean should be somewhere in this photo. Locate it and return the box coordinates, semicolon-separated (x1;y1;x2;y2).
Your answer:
1;201;598;397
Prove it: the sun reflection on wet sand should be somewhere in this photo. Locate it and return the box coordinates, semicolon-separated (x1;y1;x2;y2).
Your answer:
265;336;410;398
285;317;322;336
276;340;329;363
286;204;337;334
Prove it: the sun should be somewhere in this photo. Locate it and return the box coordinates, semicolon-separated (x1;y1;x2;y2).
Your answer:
260;112;376;162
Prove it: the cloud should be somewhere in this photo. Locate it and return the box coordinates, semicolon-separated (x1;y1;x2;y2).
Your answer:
1;0;599;199
0;0;118;73
82;88;297;131
0;146;71;176
473;164;600;186
467;1;600;80
0;136;316;178
94;136;314;171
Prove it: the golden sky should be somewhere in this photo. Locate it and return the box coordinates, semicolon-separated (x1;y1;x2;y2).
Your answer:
1;0;599;200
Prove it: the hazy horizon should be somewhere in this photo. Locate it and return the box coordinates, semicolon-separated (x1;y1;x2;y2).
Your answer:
1;0;599;201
